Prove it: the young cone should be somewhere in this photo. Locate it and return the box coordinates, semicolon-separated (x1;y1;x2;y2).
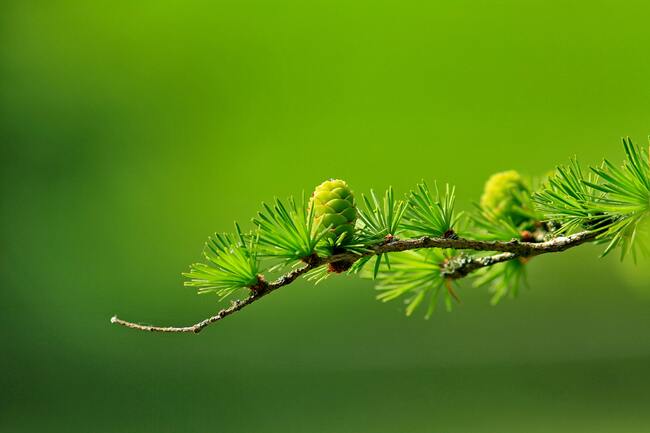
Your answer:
480;170;530;225
310;179;357;244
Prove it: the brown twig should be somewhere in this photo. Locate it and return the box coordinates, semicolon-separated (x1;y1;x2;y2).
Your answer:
111;230;597;334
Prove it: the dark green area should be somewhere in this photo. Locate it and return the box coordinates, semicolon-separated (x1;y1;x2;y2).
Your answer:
2;1;649;431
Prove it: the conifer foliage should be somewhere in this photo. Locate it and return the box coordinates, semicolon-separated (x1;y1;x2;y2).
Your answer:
113;139;650;333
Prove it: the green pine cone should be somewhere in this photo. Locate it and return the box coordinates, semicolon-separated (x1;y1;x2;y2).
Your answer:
480;170;530;224
311;179;357;243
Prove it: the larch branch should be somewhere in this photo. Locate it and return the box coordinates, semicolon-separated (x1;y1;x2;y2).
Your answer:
111;230;597;334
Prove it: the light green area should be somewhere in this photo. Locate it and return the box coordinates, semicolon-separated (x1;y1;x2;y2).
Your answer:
312;178;356;241
2;1;649;431
480;170;528;223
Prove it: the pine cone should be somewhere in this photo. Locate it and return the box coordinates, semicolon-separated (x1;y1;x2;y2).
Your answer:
311;179;356;243
480;170;529;224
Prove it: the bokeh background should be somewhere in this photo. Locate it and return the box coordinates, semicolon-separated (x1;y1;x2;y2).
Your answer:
2;1;650;432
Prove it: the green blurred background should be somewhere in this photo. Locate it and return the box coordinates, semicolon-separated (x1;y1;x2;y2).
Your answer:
2;1;650;432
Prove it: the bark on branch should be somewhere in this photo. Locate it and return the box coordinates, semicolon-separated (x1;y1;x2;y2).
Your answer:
111;230;597;334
